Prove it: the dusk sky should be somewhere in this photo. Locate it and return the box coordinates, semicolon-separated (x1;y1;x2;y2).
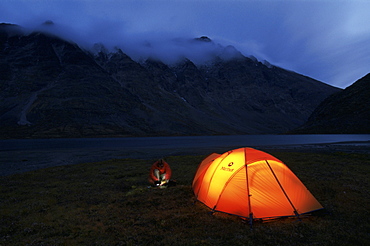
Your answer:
1;0;369;89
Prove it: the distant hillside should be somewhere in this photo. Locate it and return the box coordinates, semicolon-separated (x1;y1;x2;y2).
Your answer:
293;73;370;134
0;23;341;138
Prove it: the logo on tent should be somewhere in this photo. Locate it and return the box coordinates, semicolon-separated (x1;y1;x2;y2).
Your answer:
220;166;234;172
228;162;234;167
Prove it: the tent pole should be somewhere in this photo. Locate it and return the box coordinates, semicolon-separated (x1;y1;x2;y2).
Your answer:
244;148;254;227
265;160;300;220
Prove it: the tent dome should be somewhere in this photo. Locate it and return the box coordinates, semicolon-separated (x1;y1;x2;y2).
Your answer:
192;147;323;221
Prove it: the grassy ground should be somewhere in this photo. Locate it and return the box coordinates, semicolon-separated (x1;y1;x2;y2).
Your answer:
1;150;369;245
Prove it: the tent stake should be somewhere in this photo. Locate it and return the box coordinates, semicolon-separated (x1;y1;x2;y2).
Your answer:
249;213;253;229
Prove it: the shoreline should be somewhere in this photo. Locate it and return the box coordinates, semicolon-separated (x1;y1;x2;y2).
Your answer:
1;141;369;177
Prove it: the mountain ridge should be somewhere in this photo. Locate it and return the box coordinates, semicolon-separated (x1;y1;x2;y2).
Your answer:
0;23;341;138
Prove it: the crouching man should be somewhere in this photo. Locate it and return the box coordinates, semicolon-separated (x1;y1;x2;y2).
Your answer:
149;159;172;187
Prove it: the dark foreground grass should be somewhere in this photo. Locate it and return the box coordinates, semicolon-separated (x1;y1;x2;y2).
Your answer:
1;151;369;245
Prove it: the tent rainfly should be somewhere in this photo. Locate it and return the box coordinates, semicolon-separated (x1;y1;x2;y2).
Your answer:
192;147;323;223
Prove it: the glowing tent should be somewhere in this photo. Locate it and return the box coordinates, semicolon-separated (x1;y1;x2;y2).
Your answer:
192;147;323;222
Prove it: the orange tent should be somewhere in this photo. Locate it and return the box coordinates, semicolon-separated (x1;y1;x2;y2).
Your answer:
192;147;323;221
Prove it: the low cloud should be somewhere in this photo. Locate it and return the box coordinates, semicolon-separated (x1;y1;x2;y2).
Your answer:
1;0;369;88
16;21;246;66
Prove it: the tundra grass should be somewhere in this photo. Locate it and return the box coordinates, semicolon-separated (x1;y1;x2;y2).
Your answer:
1;151;369;245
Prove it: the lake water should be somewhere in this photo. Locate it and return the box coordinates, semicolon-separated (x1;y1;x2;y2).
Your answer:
1;134;370;176
2;134;370;151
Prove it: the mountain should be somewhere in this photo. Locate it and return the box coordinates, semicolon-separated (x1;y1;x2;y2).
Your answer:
0;23;341;138
292;73;370;134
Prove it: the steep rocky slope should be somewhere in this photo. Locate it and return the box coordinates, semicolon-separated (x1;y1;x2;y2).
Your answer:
293;73;370;134
0;24;148;138
0;23;341;138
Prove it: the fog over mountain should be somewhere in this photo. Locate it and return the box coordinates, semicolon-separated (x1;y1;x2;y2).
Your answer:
1;0;369;88
14;20;248;67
